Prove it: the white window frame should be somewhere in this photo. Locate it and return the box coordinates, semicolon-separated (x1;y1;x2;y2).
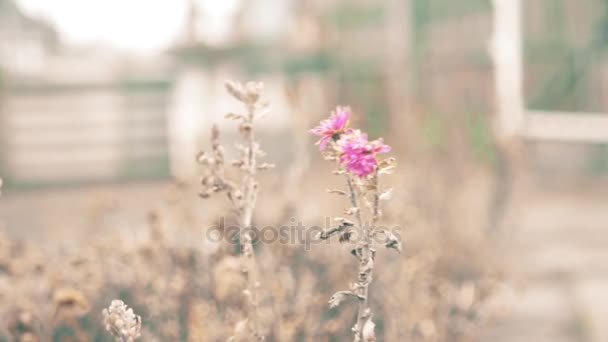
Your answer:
492;0;608;142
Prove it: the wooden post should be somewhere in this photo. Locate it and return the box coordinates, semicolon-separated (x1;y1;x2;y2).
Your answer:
486;0;525;233
168;66;210;183
491;0;524;140
384;0;412;136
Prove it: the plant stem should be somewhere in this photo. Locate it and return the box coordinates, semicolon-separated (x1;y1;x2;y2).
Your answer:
240;102;261;339
371;170;380;225
346;174;373;341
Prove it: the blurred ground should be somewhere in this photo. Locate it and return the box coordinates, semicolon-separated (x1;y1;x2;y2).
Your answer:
0;181;176;246
482;174;608;342
2;169;608;341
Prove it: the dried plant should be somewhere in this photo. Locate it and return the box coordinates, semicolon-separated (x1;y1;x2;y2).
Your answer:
0;84;502;342
8;310;40;342
102;299;142;342
311;106;400;341
197;80;273;341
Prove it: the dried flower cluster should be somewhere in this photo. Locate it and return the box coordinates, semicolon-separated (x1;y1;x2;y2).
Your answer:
198;80;273;341
102;300;142;342
311;106;399;342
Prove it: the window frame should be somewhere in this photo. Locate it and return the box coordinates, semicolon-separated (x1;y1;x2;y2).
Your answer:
492;0;608;142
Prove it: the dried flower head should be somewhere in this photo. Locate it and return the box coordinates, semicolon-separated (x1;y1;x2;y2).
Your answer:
225;80;264;105
52;288;90;319
310;106;352;150
102;300;142;342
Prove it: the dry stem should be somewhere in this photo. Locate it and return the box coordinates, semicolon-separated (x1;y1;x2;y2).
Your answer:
346;173;376;341
238;99;262;340
325;158;397;342
198;81;271;341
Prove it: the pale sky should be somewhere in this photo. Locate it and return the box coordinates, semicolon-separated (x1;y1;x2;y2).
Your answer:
17;0;241;53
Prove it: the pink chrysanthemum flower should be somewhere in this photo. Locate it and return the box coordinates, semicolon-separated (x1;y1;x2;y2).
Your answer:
337;130;391;177
310;106;352;151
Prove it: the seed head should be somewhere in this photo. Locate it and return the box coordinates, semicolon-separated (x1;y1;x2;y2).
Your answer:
102;300;142;342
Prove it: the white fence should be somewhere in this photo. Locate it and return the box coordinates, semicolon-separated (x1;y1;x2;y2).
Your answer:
0;81;171;185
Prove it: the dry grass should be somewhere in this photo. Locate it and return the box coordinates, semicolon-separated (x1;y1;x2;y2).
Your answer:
0;86;504;341
0;175;502;341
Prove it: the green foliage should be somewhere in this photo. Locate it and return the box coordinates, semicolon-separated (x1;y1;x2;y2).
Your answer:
423;112;444;149
588;144;608;174
427;0;491;21
284;53;331;75
525;0;608;112
596;0;608;48
53;325;77;341
325;3;385;30
466;112;495;163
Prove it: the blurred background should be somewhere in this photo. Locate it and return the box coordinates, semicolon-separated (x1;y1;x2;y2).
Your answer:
1;0;608;341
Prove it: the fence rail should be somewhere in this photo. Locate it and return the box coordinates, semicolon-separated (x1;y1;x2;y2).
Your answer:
0;80;171;186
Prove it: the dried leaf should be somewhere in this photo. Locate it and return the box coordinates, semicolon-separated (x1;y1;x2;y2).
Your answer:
379;188;393;201
196;152;209;164
360;257;374;277
319;225;345;240
345;207;360;216
256;149;267;157
378;157;397;175
244;81;263;103
362;317;376;341
328;291;361;308
225;112;244;120
257;163;275;171
328;291;347;308
384;231;402;253
378;157;396;169
225;80;246;103
327;189;348;196
339;231;353;243
334;217;354;226
239;123;252;134
378;165;395;175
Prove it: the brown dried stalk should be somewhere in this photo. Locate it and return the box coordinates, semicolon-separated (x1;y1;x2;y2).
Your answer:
198;80;272;341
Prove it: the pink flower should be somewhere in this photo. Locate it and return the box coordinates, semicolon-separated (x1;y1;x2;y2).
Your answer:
310;106;352;150
337;130;390;177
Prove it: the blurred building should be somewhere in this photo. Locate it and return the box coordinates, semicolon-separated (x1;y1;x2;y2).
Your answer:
0;0;58;76
2;0;607;188
0;1;172;186
0;0;316;186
